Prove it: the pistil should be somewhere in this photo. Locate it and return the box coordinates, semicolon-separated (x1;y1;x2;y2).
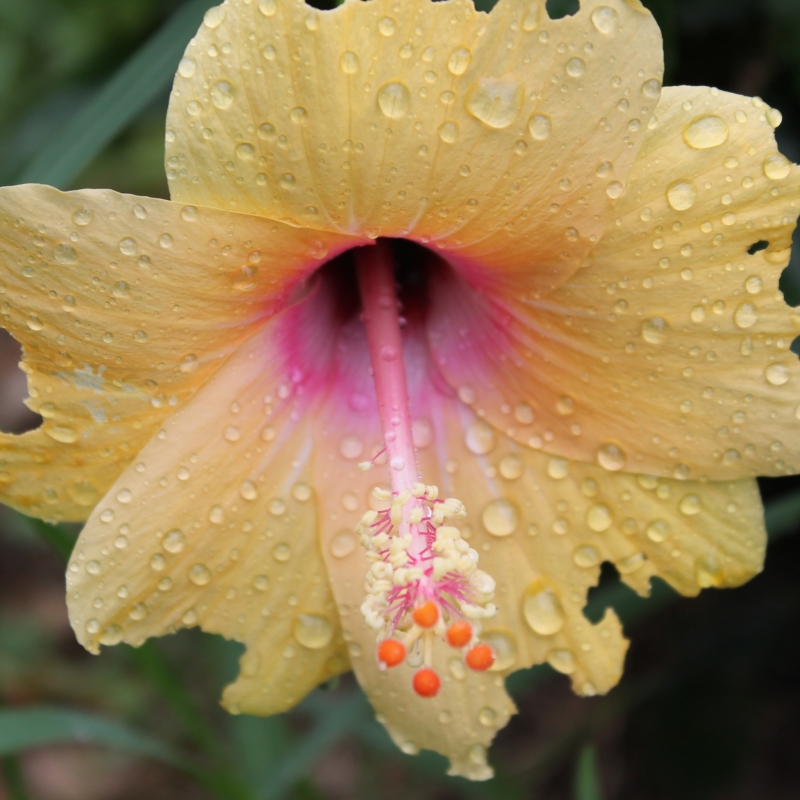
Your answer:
354;241;498;697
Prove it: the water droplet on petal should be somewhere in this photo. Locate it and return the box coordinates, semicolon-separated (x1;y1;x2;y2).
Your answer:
565;58;585;78
340;51;359;74
447;46;471;75
293;614;334;649
438;122;459;143
597;442;626;471
339;435;364;460
272;542;291;562
522;581;565;635
178;57;196;78
574;544;602;568
478;707;497;727
522;3;540;31
163;529;185;554
480;630;517;670
209;505;225;524
695;551;724;587
763;152;792;180
499;454;524;480
528;113;552;141
54;243;78;264
591;6;618;34
547;648;576;674
204;6;226;28
466;420;496;455
646;519;669;542
642;316;669;344
734;302;758;329
667;180;697;211
100;624;124;646
258;0;277;16
765;363;790;386
240;480;258;500
547;457;569;480
586;504;612;532
482;498;519;537
330;529;356;558
679;494;702;515
189;563;212;585
378;82;410;119
211;80;235;110
465;77;524;129
72;207;94;226
378;16;396;36
683;116;729;149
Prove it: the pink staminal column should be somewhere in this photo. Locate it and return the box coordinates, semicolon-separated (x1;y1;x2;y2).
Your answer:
355;241;419;497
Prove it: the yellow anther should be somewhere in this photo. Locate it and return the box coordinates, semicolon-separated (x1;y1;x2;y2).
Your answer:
424;485;439;501
373;487;392;500
358;461;373;472
412;482;427;497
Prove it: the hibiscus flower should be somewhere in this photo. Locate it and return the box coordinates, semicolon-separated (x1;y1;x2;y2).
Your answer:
0;0;798;780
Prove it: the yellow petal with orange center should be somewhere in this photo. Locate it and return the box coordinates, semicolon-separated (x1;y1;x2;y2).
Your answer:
67;319;349;714
166;0;662;291
313;371;764;777
428;86;800;480
0;184;356;520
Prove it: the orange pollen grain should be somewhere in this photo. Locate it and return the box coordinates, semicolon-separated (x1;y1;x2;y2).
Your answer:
412;601;439;628
378;639;406;668
465;644;495;671
446;621;473;648
412;668;441;698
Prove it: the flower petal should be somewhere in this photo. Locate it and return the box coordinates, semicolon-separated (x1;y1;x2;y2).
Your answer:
0;184;355;520
313;342;764;776
166;0;662;291
66;315;350;715
428;86;800;480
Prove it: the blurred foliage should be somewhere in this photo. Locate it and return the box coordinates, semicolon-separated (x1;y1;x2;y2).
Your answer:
0;0;799;799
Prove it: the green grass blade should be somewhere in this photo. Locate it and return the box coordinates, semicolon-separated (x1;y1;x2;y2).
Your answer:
573;745;603;800
15;0;217;189
0;706;190;768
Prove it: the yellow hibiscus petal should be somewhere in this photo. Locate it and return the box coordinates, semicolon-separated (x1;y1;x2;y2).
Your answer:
166;0;662;290
0;184;355;520
314;362;764;776
429;85;800;480
65;317;352;714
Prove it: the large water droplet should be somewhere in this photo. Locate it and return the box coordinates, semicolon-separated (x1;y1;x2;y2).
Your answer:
482;498;519;537
565;58;586;78
100;624;124;646
211;80;236;110
645;519;669;542
54;243;78;265
763;153;792;181
378;82;410;119
586;504;612;532
734;302;758;329
679;494;702;516
330;529;356;558
163;529;185;554
695;551;724;587
189;563;212;585
547;648;576;674
72;207;94;226
209;505;225;524
480;630;517;671
617;551;646;573
765;363;789;386
258;0;277;16
178;57;197;79
339;434;364;460
642;316;669;345
272;542;291;562
528;114;552;141
667;180;697;211
378;16;396;36
597;442;626;471
522;3;540;31
683;116;729;149
340;51;359;74
499;454;524;480
546;457;569;480
447;46;471;75
293;614;334;649
465;78;524;129
465;420;495;455
573;544;602;568
46;425;78;443
438;121;459;143
240;480;258;500
591;6;618;34
203;6;226;28
522;581;566;635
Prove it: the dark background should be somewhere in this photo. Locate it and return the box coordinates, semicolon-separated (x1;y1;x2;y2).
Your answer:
0;0;798;798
